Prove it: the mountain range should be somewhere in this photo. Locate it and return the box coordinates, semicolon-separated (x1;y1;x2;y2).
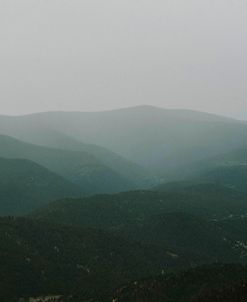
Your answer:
1;105;247;181
1;106;247;301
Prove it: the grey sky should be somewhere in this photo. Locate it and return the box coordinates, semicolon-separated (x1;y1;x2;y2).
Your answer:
0;0;247;118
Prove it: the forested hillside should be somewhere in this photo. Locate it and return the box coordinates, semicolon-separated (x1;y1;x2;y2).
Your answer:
0;157;81;215
0;135;135;194
0;108;247;301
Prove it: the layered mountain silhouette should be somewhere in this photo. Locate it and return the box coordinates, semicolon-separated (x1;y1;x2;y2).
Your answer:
32;185;247;227
1;106;247;301
1;106;247;181
0;135;138;196
0;157;81;215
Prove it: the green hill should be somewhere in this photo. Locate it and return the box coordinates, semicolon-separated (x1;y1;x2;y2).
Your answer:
195;148;247;193
111;264;247;302
122;212;238;262
202;165;247;193
1;214;247;302
0;217;185;302
32;185;247;228
0;117;152;187
170;147;247;192
192;281;247;302
0;135;135;194
0;157;82;215
1;106;247;181
31;185;247;266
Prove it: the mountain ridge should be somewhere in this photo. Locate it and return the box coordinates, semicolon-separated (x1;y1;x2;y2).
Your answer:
0;105;243;122
0;134;136;194
0;157;82;215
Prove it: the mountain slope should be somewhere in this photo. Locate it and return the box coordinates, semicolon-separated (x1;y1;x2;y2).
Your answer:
0;135;135;194
111;264;247;302
0;217;184;302
197;148;247;192
1;106;247;180
123;212;237;262
0;116;151;186
0;157;82;215
32;185;247;229
31;185;247;266
168;147;247;192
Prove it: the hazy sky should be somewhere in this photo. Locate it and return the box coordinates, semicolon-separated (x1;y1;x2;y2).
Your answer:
0;0;247;118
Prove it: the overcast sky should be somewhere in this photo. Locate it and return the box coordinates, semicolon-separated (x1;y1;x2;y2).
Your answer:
0;0;247;118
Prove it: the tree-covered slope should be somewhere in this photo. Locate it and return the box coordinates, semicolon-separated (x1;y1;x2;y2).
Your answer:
0;217;185;302
167;147;247;192
0;116;152;187
31;185;247;266
2;214;247;302
194;148;247;193
1;106;247;180
0;135;135;194
121;212;238;262
191;281;247;302
0;157;82;215
32;185;247;228
111;264;247;302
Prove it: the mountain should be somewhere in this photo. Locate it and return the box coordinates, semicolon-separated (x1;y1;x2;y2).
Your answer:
164;147;247;192
215;214;247;246
122;212;238;262
0;157;82;215
155;180;247;210
1;215;246;302
153;145;247;193
111;264;247;302
32;185;247;229
31;185;247;265
0;115;152;187
192;282;247;302
1;107;247;301
0;135;135;194
196;148;247;193
1;106;247;181
0;217;185;302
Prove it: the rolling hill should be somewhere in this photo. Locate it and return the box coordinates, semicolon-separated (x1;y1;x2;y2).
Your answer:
1;107;247;301
111;264;247;302
196;148;247;192
1;214;246;301
31;185;247;266
1;106;247;181
0;116;152;187
0;157;82;215
163;147;247;192
0;217;186;302
0;135;136;194
121;212;238;262
32;185;247;228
